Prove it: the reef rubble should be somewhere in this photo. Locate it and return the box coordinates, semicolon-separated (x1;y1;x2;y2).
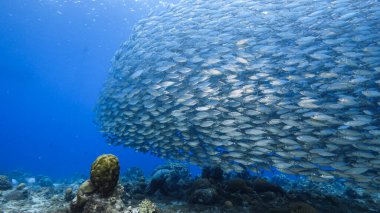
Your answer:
1;156;379;213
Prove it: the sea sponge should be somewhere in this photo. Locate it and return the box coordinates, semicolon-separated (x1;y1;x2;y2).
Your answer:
138;199;158;213
90;154;120;195
289;202;318;213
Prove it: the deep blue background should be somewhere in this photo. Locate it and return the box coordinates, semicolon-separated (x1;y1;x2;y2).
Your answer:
0;0;186;179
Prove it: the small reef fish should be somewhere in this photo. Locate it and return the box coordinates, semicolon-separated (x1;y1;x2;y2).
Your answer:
96;0;380;192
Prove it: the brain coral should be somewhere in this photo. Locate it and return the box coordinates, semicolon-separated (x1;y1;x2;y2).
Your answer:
90;154;120;195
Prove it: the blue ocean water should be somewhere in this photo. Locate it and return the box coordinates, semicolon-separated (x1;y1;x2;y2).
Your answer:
1;1;380;212
0;0;183;179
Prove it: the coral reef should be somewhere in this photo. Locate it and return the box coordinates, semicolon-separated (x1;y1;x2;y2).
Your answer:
138;199;158;213
0;175;12;191
1;163;380;212
123;180;147;201
187;178;219;205
189;187;218;205
271;174;345;197
69;154;125;213
90;154;120;196
80;185;126;213
146;163;191;198
122;167;147;201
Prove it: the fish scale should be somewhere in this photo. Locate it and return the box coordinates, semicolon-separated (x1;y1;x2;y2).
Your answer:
96;0;380;192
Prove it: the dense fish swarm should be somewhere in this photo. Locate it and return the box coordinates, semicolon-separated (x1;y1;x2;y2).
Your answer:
96;0;380;191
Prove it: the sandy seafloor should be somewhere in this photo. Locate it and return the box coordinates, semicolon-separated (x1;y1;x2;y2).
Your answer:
1;164;380;213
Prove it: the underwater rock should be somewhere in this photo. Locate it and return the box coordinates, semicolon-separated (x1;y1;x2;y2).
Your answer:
70;180;96;212
221;178;259;206
187;178;219;205
146;163;191;198
4;189;28;201
0;168;379;213
79;180;96;194
224;178;253;194
138;199;158;213
201;166;224;183
189;188;218;205
35;185;58;198
260;191;276;202
191;178;212;190
224;200;233;208
288;202;318;213
123;181;147;201
81;185;126;213
65;187;75;202
50;208;71;213
253;178;285;195
70;180;126;213
120;167;146;201
16;183;26;190
0;175;12;191
90;154;120;196
296;192;379;213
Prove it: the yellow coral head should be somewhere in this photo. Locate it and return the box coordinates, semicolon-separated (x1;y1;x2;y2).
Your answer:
90;154;120;196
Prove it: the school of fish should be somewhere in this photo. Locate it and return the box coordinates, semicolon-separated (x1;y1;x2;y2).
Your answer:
95;0;380;191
